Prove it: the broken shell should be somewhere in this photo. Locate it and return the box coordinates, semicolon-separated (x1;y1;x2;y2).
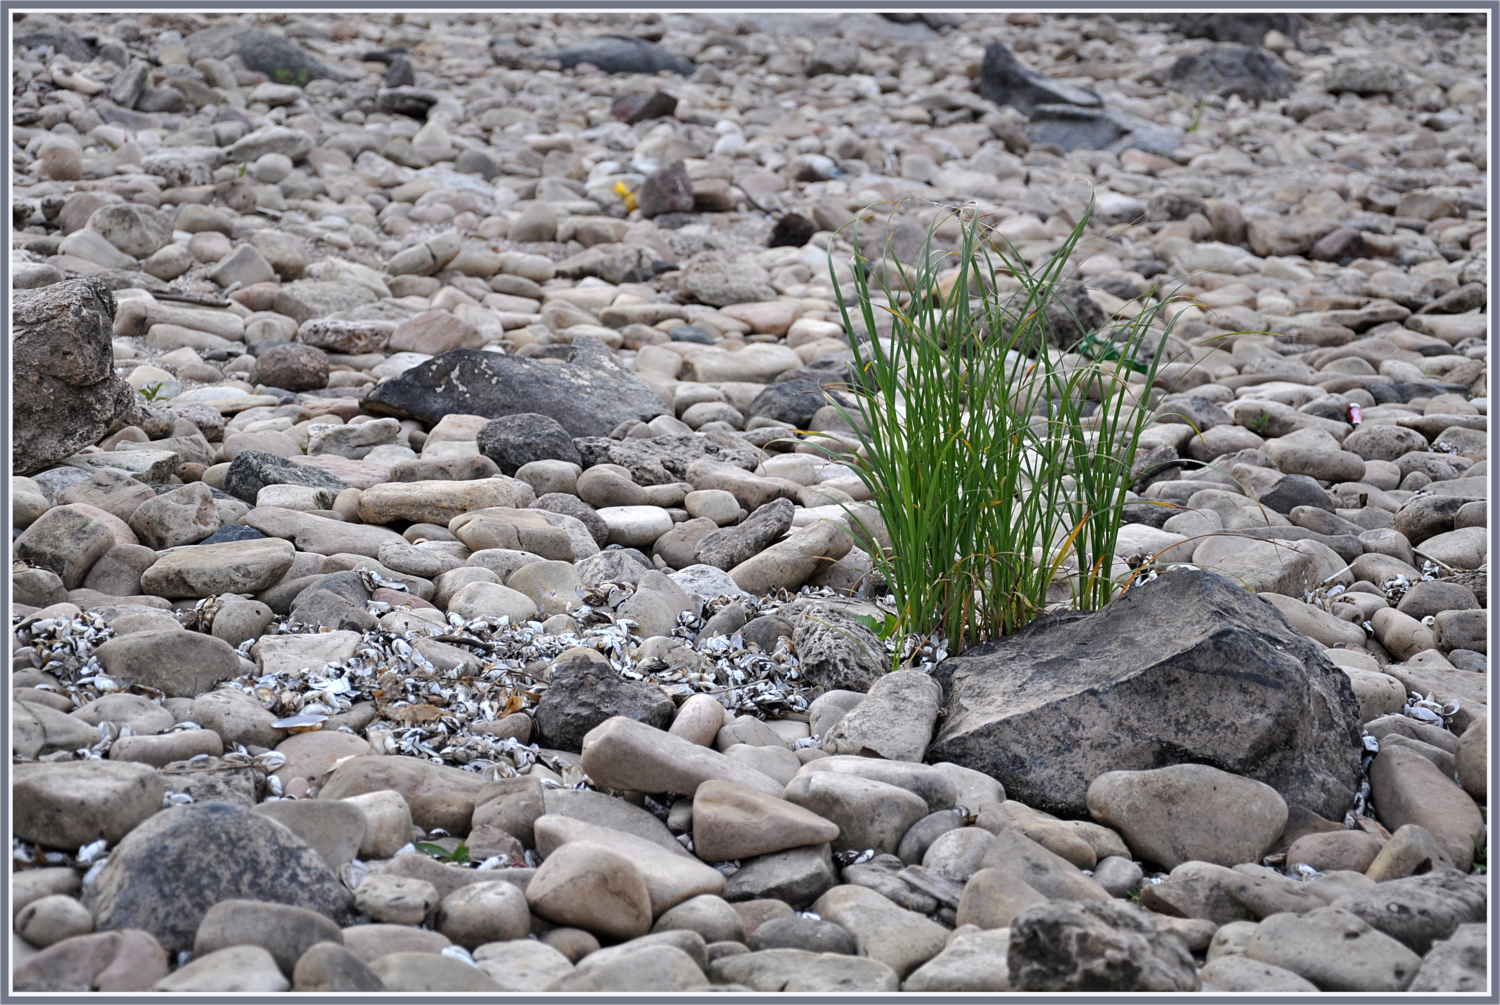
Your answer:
273;714;328;733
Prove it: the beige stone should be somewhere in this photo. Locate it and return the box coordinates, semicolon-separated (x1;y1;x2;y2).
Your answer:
1368;746;1483;870
954;869;1047;930
811;885;948;979
526;840;653;941
580;716;784;797
1086;764;1288;870
692;779;839;861
533;815;726;915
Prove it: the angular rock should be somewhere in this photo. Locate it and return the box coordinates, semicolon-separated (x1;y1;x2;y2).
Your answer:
786;600;887;691
978;42;1103;116
223;449;351;505
250;343;329;392
477;413;582;475
955;868;1048;930
820;670;941;762
692;779;840;861
811;885;948;979
1138;861;1245;925
725;844;839;909
1008;899;1200;992
637;160;695;218
976;828;1112;903
695;498;793;570
929;569;1362;820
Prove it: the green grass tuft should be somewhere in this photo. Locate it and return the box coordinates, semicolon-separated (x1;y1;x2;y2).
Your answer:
823;201;1182;664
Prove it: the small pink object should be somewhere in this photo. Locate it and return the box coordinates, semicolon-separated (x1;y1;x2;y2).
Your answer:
1348;404;1362;425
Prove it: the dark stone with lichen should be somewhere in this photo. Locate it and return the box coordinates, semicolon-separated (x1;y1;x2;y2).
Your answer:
12;278;138;476
83;802;354;953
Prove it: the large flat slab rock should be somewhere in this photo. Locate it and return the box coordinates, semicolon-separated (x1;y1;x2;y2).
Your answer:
363;343;668;438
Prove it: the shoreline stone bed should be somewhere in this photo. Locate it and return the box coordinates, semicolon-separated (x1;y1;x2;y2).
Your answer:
9;10;1489;994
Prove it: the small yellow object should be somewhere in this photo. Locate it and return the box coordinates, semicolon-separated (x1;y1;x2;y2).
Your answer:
615;181;637;213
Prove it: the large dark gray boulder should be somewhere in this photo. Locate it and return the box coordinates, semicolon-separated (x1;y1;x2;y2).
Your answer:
928;569;1363;821
12;279;138;476
1171;12;1302;48
364;344;668;438
978;42;1102;116
83;802;354;953
544;35;695;75
184;26;343;84
1169;44;1293;104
